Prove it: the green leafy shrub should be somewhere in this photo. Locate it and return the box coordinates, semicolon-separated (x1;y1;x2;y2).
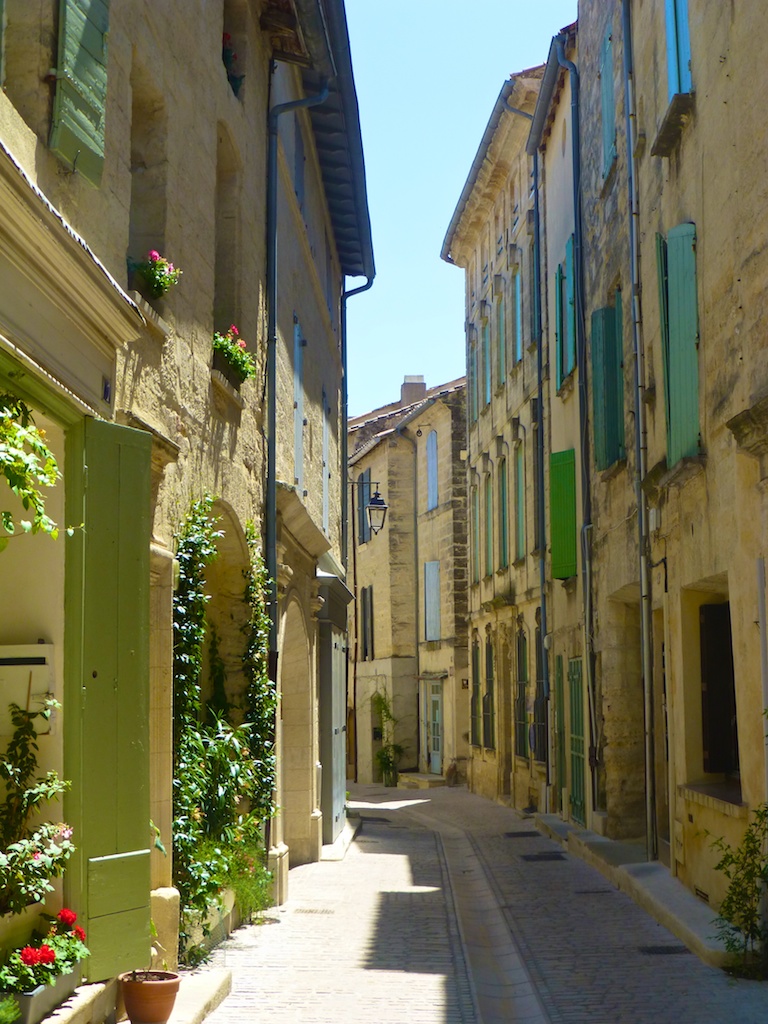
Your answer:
0;394;60;550
212;326;256;383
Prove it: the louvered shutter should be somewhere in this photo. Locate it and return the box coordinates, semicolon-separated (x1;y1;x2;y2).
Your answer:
550;449;577;579
666;222;699;465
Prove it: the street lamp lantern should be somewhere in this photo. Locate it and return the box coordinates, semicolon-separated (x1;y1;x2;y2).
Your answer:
366;489;388;534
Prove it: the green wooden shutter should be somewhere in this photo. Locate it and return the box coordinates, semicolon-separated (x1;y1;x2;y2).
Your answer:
600;29;616;177
565;235;576;376
591;308;609;470
50;0;109;187
666;222;699;465
64;417;152;981
550;449;577;579
555;264;564;387
515;443;525;560
555;655;566;804
655;232;672;456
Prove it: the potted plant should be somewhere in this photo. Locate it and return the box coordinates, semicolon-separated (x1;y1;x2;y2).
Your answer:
128;250;182;301
0;910;89;1024
222;33;244;96
118;966;180;1024
371;691;404;787
211;325;256;388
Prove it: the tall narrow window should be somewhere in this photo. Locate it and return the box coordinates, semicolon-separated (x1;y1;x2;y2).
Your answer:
497;295;507;382
426;430;438;510
471;485;480;583
514;444;525;561
469;336;479;423
700;603;738;777
293;319;305;492
533;616;547;763
357;468;371;544
555;236;576;388
424;561;441;641
600;27;617;177
360;585;374;661
513;271;523;363
482;320;491;406
515;629;528;758
128;65;167;280
591;292;625;470
498;457;508;569
483;634;495;749
531;399;541;551
484;474;493;576
471;638;481;746
665;0;692;99
322;388;331;533
550;449;577;579
656;223;699;467
214;124;242;331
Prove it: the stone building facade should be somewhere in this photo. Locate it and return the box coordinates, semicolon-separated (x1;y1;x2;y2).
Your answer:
348;377;468;785
0;0;372;989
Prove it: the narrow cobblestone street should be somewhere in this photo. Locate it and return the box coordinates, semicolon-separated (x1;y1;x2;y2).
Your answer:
202;783;768;1024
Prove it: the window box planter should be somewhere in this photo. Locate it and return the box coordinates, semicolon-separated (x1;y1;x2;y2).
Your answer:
212;349;246;390
7;965;82;1024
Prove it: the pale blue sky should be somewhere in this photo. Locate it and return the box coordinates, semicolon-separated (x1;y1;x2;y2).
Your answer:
344;0;577;418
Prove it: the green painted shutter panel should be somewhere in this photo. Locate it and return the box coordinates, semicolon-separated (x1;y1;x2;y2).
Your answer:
555;265;564;387
566;236;576;376
655;232;672;456
666;222;699;465
555;655;566;805
591;308;609;471
550;449;577;579
64;417;152;981
600;30;616;177
50;0;109;187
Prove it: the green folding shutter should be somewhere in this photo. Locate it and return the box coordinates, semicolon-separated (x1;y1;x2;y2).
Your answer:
666;222;699;465
550;449;577;578
64;418;152;980
600;29;616;177
591;308;609;470
50;0;109;186
555;264;564;387
566;235;576;375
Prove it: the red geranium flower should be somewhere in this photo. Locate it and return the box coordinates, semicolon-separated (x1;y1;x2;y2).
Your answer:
20;947;40;966
38;945;56;965
58;908;77;927
73;926;86;943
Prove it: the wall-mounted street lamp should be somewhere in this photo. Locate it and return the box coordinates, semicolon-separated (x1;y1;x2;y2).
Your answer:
366;489;388;534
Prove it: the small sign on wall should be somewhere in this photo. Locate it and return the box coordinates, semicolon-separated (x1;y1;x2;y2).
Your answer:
0;645;56;736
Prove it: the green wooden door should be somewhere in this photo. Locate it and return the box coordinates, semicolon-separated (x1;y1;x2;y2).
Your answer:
64;418;152;981
568;658;585;825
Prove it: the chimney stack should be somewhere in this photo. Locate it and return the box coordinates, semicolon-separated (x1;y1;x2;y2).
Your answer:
401;375;427;406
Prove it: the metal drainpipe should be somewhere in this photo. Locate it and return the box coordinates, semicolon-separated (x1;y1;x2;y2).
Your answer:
505;98;553;810
265;80;329;680
622;0;656;861
554;34;600;813
395;421;420;770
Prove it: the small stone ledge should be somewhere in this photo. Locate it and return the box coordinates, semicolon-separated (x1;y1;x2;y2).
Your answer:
651;92;694;157
210;369;245;410
127;291;171;339
678;783;748;819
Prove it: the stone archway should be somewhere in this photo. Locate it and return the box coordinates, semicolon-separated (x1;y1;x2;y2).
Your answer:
279;596;318;865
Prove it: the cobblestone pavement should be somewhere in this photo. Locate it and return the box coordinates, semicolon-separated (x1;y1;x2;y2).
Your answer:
204;784;768;1024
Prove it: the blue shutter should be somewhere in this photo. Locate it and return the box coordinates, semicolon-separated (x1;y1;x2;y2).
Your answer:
424;561;440;641
426;430;438;510
666;222;699;465
555;264;564;388
666;0;692;98
484;475;493;575
50;0;109;186
550;449;577;579
600;29;616;176
514;272;523;363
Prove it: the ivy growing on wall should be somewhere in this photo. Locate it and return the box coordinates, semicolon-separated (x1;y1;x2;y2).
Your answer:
171;498;274;957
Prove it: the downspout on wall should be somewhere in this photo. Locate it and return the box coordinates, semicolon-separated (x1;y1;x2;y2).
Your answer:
554;33;600;814
622;0;657;861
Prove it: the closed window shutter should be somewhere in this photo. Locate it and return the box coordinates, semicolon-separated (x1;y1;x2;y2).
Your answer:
666;222;699;465
367;587;374;661
591;300;624;470
50;0;109;186
498;458;508;569
484;475;493;575
555;264;564;387
565;235;576;375
665;0;692;98
550;449;577;579
483;320;491;405
426;431;438;509
471;487;480;583
655;232;672;450
515;444;525;560
600;29;616;177
424;561;440;641
497;296;506;379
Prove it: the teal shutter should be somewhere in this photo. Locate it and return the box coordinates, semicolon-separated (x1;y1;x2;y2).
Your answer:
471;486;479;583
515;444;525;560
565;235;576;375
555;264;564;387
655;232;672;457
600;29;616;177
483;321;491;405
484;474;493;575
666;222;699;465
424;561;440;641
591;298;625;470
50;0;109;187
591;308;609;470
64;418;152;980
666;0;692;98
498;458;508;569
550;449;577;579
426;430;438;509
497;296;506;379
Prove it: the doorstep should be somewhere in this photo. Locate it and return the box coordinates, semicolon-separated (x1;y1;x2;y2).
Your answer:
397;773;447;790
535;814;730;968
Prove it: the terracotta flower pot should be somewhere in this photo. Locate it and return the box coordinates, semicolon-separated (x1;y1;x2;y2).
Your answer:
118;971;180;1024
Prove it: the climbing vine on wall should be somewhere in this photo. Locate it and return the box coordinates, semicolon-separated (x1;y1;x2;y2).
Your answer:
0;393;60;551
